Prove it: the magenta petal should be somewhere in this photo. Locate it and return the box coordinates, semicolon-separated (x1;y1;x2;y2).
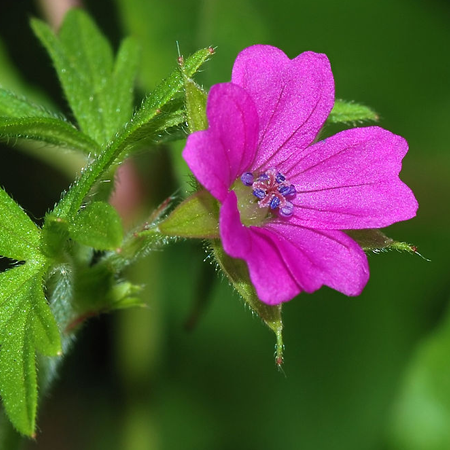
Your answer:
183;131;229;201
264;221;369;297
265;220;369;296
220;192;369;304
183;83;258;201
232;45;334;172
207;83;259;178
284;126;419;229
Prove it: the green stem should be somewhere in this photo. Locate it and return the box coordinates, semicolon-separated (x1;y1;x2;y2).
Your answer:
100;225;172;274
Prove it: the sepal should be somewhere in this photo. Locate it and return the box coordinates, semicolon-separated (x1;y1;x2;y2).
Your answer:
159;190;219;239
346;229;424;257
180;57;209;133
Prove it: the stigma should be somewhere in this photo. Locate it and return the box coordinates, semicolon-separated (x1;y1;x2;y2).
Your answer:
240;168;296;218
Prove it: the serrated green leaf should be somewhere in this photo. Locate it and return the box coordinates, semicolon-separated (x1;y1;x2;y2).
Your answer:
327;100;379;124
0;262;61;436
159;190;219;238
0;116;100;154
0;89;55;118
58;10;114;92
0;323;36;437
53;47;212;220
32;288;63;356
69;202;123;250
31;11;112;144
103;37;140;136
0;187;41;261
346;229;420;255
211;240;284;366
31;10;138;146
0;88;99;155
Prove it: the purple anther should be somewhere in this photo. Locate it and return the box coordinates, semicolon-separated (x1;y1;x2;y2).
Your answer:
276;172;286;183
287;184;297;197
257;173;269;181
278;185;291;197
253;188;266;200
269;196;281;209
279;201;294;218
241;172;254;186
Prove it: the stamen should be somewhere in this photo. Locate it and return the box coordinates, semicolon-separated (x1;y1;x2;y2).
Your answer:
241;172;254;186
278;186;291;197
279;201;294;218
240;167;297;219
253;188;266;200
270;196;281;209
287;185;296;197
276;173;286;183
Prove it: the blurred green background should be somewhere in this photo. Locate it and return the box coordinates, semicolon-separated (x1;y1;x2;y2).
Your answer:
1;0;450;449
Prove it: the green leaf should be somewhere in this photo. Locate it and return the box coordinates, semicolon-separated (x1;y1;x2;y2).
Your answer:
0;262;61;436
159;190;219;239
31;10;139;146
0;116;100;155
0;88;99;154
327;100;379;124
0;188;61;435
0;187;41;261
53;47;213;220
0;89;55;118
387;301;450;449
103;37;140;135
69;202;124;250
211;240;284;366
346;229;422;255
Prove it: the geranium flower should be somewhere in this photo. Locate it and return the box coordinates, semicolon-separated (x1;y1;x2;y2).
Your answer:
183;45;418;305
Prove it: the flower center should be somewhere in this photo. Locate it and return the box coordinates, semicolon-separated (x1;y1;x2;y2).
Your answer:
233;168;296;226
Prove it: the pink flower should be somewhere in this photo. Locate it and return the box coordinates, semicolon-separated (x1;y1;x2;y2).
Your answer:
183;45;418;305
